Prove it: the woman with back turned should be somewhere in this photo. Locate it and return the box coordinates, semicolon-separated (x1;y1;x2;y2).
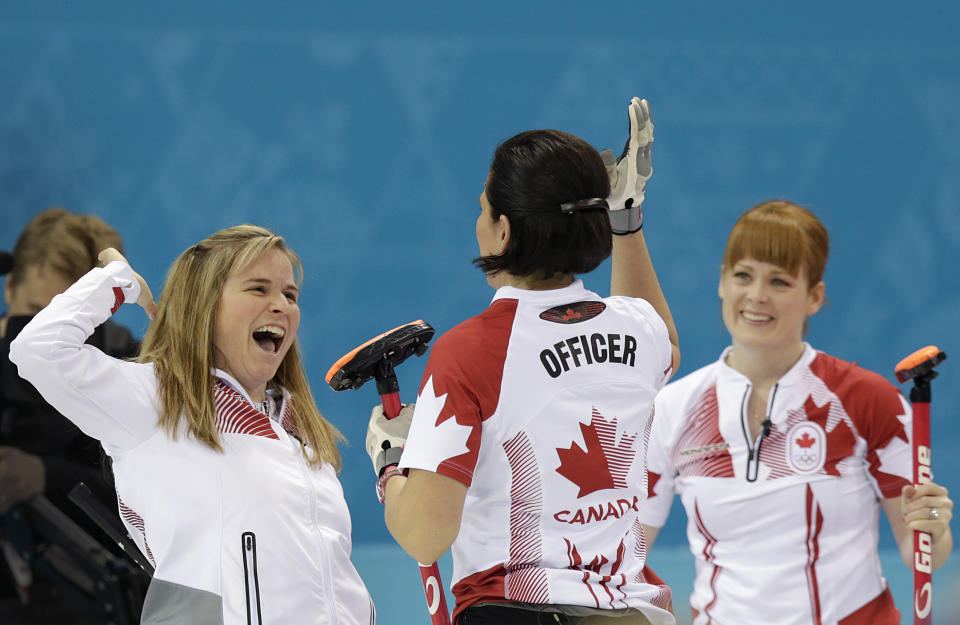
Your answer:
366;98;680;624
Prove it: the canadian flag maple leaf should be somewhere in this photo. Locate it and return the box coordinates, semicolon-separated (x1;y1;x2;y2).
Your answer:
803;396;855;476
561;308;582;321
556;410;637;498
796;432;816;448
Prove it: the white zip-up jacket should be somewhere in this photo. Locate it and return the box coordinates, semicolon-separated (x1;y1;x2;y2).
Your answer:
10;261;374;625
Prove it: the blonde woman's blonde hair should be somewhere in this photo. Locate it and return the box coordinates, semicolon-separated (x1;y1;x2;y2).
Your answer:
138;224;343;470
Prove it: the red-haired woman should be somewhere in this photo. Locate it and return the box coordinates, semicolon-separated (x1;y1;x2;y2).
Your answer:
637;201;953;625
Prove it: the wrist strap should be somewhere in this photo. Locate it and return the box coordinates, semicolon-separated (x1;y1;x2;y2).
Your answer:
375;445;405;477
609;204;643;235
376;465;407;504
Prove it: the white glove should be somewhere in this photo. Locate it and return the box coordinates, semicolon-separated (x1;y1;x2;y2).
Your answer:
366;403;415;477
599;97;654;235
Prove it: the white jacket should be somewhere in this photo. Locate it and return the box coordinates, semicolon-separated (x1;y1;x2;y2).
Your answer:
10;262;374;625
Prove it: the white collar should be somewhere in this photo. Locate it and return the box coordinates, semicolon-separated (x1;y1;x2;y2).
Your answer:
716;343;817;388
490;279;592;305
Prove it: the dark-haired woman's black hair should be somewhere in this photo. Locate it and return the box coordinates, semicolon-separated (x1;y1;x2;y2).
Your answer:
473;129;612;279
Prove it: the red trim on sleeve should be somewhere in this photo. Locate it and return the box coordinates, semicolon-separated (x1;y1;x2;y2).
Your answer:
419;299;518;485
110;286;125;314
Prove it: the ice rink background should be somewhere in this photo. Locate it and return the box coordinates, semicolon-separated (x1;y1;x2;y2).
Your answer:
1;3;957;623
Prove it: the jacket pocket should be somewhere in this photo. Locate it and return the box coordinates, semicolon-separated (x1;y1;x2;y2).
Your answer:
241;532;262;625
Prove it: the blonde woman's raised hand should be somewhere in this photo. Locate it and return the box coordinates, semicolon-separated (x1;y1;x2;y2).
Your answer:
97;247;158;320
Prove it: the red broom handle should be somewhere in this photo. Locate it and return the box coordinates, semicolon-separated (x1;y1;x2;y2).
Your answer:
912;399;932;624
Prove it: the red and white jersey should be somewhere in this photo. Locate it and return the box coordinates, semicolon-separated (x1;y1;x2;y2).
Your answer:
638;345;912;625
399;280;676;624
10;262;374;625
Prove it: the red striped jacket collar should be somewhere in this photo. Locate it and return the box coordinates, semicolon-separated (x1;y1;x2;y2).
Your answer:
211;371;298;440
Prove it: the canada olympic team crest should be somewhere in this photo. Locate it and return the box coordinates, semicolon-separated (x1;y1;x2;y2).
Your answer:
785;421;826;474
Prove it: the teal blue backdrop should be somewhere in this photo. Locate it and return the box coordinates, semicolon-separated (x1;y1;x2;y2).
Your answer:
1;3;958;623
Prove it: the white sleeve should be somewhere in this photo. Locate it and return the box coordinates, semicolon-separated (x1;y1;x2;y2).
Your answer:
9;261;159;452
636;391;677;528
609;295;673;388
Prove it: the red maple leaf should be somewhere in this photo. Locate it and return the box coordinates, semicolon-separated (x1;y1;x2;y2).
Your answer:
556;420;615;497
561;308;582;321
803;396;855;476
796;432;816;448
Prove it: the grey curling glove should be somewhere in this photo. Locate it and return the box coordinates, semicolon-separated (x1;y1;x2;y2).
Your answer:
599;97;653;235
366;403;414;477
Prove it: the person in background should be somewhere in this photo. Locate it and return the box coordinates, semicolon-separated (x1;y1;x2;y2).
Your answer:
367;98;680;624
637;200;953;624
0;208;140;624
10;224;374;624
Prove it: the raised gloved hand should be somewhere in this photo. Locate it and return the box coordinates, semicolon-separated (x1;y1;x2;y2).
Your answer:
366;403;415;478
599;97;654;235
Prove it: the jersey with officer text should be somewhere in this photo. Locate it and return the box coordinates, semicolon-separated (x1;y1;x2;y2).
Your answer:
400;280;676;624
638;344;912;625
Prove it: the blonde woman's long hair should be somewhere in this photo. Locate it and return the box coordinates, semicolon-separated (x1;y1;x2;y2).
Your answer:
138;224;343;470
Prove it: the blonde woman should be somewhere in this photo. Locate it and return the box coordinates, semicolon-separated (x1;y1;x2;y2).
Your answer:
10;225;374;625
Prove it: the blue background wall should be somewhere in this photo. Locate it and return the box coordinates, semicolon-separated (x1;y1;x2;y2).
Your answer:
1;3;958;623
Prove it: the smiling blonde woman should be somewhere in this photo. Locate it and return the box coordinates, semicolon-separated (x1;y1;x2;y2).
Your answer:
10;224;373;625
